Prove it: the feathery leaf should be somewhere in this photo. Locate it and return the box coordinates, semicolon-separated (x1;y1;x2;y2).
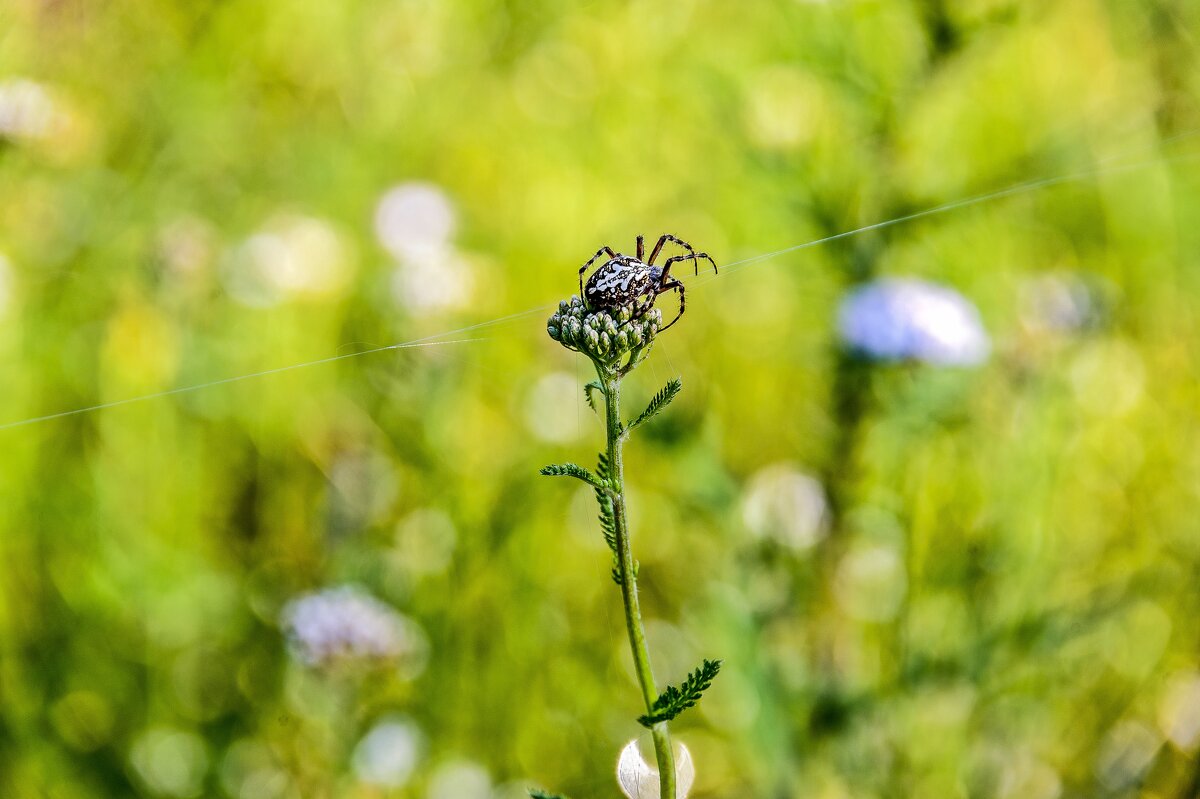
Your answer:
584;380;603;414
540;463;604;490
627;378;682;433
594;452;618;554
597;493;617;552
596;451;612;482
637;658;722;727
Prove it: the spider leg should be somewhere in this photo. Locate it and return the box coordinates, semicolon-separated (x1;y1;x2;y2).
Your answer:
636;235;645;261
578;246;618;299
647;233;703;267
631;293;655;319
660;251;718;279
657;278;685;331
646;234;671;265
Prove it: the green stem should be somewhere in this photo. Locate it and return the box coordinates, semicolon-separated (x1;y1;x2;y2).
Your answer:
603;371;676;799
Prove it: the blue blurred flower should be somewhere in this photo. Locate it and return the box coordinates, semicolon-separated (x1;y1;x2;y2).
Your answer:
282;586;423;668
838;277;990;366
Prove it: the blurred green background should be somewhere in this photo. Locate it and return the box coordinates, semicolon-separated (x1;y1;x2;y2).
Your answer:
3;0;1200;797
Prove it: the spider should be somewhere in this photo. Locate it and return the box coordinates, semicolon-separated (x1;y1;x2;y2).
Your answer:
578;234;717;331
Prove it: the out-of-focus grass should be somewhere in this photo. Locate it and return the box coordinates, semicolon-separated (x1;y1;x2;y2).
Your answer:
2;1;1200;797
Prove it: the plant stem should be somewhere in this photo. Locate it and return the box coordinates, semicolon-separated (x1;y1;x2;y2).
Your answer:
602;372;676;799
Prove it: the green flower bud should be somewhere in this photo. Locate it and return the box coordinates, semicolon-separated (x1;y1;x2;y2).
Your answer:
547;298;668;373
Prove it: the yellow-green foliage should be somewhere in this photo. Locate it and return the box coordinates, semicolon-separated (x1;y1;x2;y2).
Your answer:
1;1;1200;797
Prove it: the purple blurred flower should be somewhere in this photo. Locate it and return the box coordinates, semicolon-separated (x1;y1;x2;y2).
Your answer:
838;277;990;366
282;586;422;667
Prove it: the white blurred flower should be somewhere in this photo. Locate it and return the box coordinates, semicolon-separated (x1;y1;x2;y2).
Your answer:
129;727;209;798
282;585;426;668
158;216;218;277
353;717;424;788
1070;339;1145;417
741;464;828;551
1158;671;1200;751
524;371;585;443
426;760;491;799
617;739;694;799
970;744;1062;799
744;67;828;150
390;250;474;313
375;182;473;314
220;740;290;799
375;182;456;260
1095;720;1160;791
393;507;458;577
329;447;400;525
1019;273;1099;334
838;277;990;366
834;545;907;622
0;78;62;142
0;251;14;318
223;214;351;306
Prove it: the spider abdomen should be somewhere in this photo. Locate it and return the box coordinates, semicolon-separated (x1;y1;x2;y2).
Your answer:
584;257;655;309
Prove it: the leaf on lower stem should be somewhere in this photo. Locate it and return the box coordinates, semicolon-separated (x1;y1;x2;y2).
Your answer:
584;380;603;414
595;453;619;555
636;659;722;727
596;451;612;481
626;378;681;434
610;558;639;586
597;492;617;553
540;463;604;490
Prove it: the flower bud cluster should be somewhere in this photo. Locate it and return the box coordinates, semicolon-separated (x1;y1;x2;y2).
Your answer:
547;295;660;365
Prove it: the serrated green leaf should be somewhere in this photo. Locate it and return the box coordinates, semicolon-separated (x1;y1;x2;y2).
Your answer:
596;452;611;482
627;378;682;434
611;558;639;586
596;490;617;547
584;380;603;414
540;463;604;489
637;658;721;727
594;452;619;554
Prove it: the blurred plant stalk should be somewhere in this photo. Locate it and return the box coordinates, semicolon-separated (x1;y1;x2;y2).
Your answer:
601;370;676;799
542;295;718;799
